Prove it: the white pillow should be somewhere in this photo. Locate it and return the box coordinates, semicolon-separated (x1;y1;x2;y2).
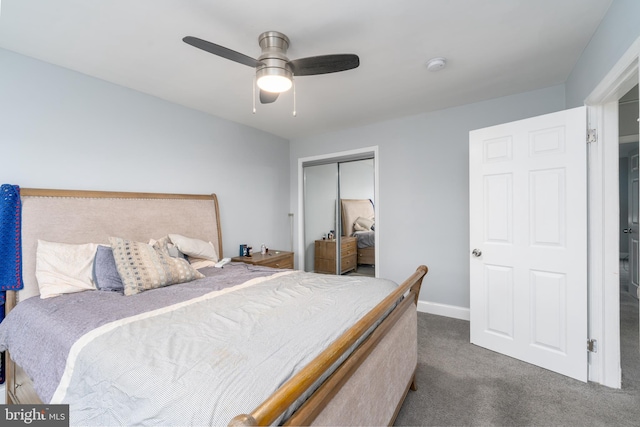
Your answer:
35;240;99;299
168;234;219;262
353;216;374;232
187;257;217;269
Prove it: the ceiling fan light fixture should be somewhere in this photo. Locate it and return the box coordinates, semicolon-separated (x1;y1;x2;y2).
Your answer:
183;30;359;104
257;73;292;93
256;67;293;93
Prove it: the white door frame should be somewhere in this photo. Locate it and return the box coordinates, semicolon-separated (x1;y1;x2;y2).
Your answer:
297;146;380;275
585;36;640;388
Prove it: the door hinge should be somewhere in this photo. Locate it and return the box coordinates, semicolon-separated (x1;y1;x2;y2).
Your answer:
587;129;597;143
587;339;598;353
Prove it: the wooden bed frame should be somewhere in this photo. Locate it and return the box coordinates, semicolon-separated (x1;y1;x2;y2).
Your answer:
4;188;428;426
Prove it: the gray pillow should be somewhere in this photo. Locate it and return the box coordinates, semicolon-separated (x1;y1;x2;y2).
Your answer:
92;245;124;293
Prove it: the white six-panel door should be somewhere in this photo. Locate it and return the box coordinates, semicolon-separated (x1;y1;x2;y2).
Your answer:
469;107;588;382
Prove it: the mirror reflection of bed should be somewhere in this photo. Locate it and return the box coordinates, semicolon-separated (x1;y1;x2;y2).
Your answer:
341;199;375;277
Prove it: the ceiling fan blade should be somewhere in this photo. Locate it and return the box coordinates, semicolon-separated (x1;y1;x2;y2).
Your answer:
289;54;359;76
260;90;279;104
183;36;263;68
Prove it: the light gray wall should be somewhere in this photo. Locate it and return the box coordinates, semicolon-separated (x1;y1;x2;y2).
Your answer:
619;101;639;138
0;48;291;257
565;0;640;107
339;159;374;202
290;85;566;309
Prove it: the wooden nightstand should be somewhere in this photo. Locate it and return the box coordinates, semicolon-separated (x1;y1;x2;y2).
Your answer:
232;250;294;269
314;236;357;275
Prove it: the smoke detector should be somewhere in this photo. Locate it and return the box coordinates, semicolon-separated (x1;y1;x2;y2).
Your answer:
426;57;447;72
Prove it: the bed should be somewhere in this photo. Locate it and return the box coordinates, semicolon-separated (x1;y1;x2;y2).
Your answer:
341;199;375;266
1;188;427;426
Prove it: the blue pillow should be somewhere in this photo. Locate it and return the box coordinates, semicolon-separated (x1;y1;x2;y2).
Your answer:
92;245;124;293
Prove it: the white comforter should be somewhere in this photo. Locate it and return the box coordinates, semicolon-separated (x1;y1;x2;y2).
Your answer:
51;270;397;426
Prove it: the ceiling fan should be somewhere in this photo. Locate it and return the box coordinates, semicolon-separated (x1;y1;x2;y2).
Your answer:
183;31;359;105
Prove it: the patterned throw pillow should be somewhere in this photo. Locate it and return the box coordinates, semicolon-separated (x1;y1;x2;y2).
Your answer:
109;236;205;296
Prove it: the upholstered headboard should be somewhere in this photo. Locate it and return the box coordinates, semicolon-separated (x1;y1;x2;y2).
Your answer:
340;199;374;236
15;189;222;302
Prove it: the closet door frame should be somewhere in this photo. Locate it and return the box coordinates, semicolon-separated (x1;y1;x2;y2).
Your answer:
298;146;379;276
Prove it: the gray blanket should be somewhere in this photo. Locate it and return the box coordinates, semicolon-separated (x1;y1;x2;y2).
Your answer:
0;263;282;403
0;264;398;426
354;230;375;248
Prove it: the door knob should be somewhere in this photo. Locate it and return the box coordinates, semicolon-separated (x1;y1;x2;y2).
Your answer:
472;249;482;257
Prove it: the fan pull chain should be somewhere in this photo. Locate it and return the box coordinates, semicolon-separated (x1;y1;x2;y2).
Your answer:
292;78;297;117
252;75;256;114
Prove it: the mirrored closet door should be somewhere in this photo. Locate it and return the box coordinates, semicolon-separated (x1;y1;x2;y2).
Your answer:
303;157;375;276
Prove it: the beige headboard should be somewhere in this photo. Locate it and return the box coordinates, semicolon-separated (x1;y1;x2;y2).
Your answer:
14;189;222;303
340;199;374;236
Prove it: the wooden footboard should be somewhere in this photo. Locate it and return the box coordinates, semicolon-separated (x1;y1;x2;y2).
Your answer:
230;265;428;426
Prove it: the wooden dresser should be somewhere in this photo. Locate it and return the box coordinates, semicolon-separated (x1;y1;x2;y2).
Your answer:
231;250;294;269
314;236;357;275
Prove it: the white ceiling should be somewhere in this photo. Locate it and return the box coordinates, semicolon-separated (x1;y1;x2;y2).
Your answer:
0;0;613;140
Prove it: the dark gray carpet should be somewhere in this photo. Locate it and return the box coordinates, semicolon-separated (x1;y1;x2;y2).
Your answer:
346;265;375;277
621;291;640;392
395;295;640;426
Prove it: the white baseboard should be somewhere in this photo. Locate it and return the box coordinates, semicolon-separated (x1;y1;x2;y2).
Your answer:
417;300;470;321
